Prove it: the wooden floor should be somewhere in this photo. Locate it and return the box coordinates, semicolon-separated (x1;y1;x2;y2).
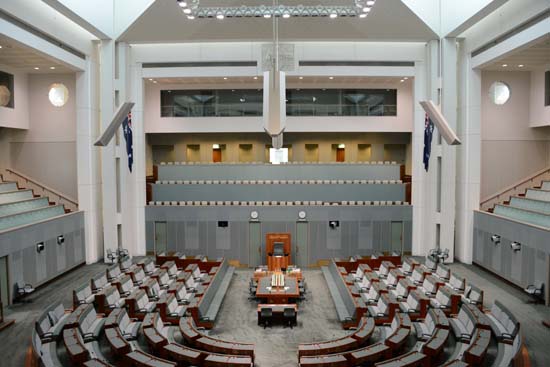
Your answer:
1;260;549;367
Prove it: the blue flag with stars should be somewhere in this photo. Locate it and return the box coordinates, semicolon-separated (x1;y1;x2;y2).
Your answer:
122;112;133;172
423;114;434;171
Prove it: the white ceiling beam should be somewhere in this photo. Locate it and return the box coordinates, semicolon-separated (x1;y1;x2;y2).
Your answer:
0;17;86;71
471;16;550;69
114;0;157;40
400;0;441;37
42;0;113;40
1;0;96;56
444;0;509;38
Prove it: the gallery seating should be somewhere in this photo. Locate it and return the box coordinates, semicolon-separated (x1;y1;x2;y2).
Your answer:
382;313;411;351
124;350;177;367
35;302;72;342
104;308;141;341
461;283;484;307
156;293;187;324
486;300;520;344
125;289;157;320
91;272;109;293
367;293;399;324
73;283;96;308
374;351;427;367
399;290;429;320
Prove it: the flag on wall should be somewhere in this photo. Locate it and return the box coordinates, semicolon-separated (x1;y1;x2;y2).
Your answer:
423;114;434;171
122;112;133;172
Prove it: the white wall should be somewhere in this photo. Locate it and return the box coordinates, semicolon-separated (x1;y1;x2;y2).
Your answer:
144;81;414;134
530;70;550;127
481;70;550;199
9;73;78;198
0;64;29;130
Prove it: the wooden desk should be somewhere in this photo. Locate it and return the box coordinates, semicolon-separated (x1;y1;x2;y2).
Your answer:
257;304;298;326
255;277;300;304
253;269;303;281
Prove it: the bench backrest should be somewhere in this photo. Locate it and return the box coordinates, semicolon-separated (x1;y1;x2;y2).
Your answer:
107;265;121;280
492;300;519;337
449;273;465;291
435;287;451;307
92;273;108;291
436;264;450;280
74;284;92;304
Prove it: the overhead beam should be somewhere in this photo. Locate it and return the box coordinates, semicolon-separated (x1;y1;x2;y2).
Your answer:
445;0;509;37
0;17;86;71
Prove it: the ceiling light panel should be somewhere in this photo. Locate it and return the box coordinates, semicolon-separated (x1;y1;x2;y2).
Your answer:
178;0;377;19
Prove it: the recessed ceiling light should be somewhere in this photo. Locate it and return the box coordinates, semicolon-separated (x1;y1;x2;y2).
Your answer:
263;13;271;18
400;79;405;83
178;1;187;7
153;81;158;84
329;76;334;80
34;67;40;70
223;77;228;80
216;14;224;20
403;77;408;80
518;64;524;68
50;66;56;70
148;78;153;81
282;13;291;18
0;45;3;49
330;13;338;19
502;64;508;67
253;76;258;80
359;13;367;18
187;15;195;19
183;8;192;14
299;76;304;80
366;0;375;5
363;7;371;12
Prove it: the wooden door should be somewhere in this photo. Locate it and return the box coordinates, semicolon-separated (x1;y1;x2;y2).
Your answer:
212;148;222;163
336;148;345;162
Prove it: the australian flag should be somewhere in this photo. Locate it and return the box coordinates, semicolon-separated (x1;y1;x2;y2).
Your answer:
423;114;434;171
122;112;133;172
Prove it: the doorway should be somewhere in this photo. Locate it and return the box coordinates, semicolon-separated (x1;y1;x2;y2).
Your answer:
390;221;404;254
336;148;345;162
248;222;262;267
154;222;167;255
295;222;309;267
0;256;8;306
213;148;222;163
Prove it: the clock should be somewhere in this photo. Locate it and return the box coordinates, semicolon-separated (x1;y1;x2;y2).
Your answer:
298;211;307;219
250;211;259;219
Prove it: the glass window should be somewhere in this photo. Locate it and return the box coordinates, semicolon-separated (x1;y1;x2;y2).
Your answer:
488;81;511;105
161;89;262;117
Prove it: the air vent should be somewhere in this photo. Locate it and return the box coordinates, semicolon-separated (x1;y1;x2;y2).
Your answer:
0;10;86;60
143;61;257;68
472;10;550;58
299;61;415;67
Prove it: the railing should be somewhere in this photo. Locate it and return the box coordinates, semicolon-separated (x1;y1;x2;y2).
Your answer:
1;168;78;212
160;103;397;118
480;166;550;211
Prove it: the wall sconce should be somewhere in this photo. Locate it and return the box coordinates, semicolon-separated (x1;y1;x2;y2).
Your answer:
338;144;345;149
490;235;500;245
36;242;45;253
329;220;340;229
212;144;220;149
510;242;521;252
57;235;65;245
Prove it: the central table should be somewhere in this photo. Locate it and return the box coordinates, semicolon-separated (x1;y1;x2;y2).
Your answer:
255;276;300;304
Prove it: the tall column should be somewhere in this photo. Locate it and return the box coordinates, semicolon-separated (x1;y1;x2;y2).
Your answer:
76;47;103;264
455;40;482;263
100;40;118;258
440;38;458;262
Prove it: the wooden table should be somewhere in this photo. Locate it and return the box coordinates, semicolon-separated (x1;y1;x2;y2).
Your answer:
255;277;300;304
257;304;298;325
253;269;303;281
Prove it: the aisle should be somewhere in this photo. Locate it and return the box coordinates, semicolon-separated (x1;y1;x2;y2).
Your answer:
211;269;349;367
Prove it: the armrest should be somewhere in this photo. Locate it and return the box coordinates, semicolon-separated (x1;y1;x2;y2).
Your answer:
501;333;513;339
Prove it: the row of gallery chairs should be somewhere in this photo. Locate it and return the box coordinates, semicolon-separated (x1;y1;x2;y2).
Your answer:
149;200;409;207
159;161;400;166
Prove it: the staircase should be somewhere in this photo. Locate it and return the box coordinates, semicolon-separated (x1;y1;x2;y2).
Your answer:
481;168;550;228
0;169;77;232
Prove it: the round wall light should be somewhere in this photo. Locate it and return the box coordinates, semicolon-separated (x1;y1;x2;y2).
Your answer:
0;85;11;107
488;81;511;105
48;83;69;107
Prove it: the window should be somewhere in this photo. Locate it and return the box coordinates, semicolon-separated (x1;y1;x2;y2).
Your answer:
286;89;397;116
161;89;263;117
545;71;550;107
488;81;511;105
0;70;14;108
48;83;69;107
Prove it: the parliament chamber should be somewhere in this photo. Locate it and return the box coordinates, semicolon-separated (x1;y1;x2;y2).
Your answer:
1;0;550;366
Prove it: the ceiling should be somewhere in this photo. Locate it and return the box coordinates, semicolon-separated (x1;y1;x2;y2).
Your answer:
0;35;74;74
147;75;412;85
120;0;437;43
483;34;550;71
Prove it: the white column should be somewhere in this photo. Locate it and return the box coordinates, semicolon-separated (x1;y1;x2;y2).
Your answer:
100;40;118;258
76;49;103;264
456;40;482;264
440;38;458;262
131;62;147;256
412;41;439;257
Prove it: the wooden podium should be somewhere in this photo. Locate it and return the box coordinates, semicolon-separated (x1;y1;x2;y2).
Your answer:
266;233;291;271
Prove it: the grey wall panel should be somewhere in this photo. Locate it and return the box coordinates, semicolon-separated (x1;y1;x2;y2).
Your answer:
0;212;85;304
146;222;155;252
158;163;401;181
473;210;550;290
145;205;412;266
152;183;406;202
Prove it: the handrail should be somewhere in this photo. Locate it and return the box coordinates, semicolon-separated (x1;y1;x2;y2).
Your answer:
2;168;78;212
480;166;550;211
